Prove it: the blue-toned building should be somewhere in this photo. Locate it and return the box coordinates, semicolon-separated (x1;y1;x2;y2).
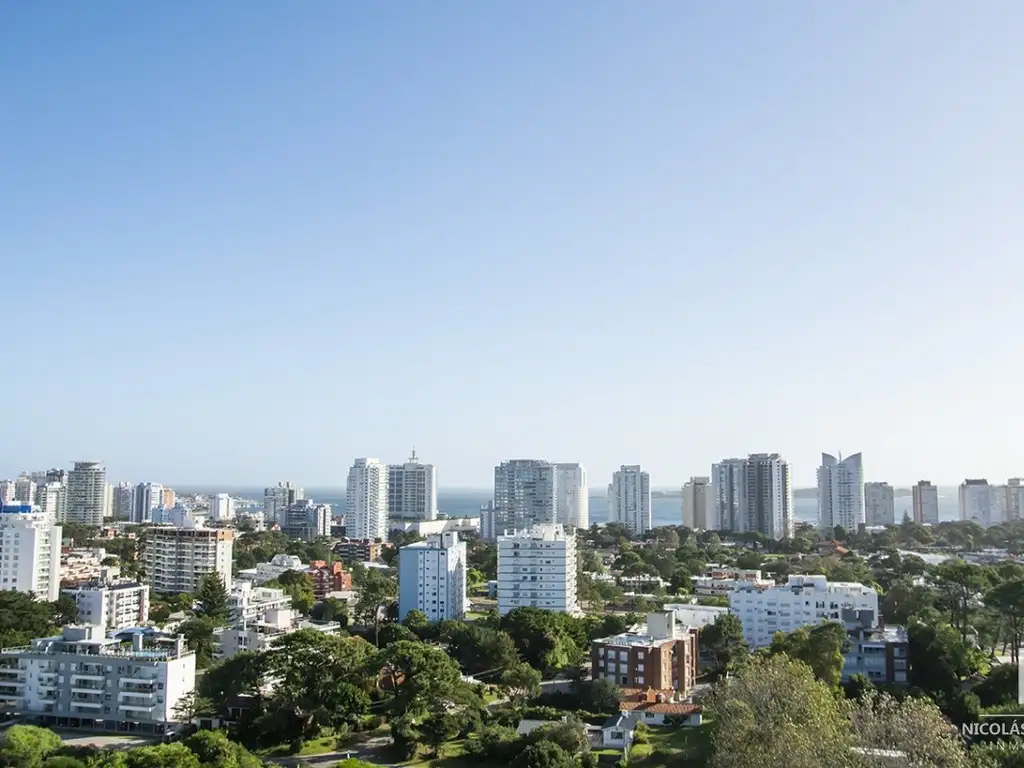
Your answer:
397;532;467;623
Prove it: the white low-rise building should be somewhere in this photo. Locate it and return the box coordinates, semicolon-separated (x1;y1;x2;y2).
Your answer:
691;567;773;597
63;580;150;631
213;607;342;659
497;524;579;616
0;625;194;735
227;581;292;626
660;603;730;629
254;554;305;585
728;574;878;648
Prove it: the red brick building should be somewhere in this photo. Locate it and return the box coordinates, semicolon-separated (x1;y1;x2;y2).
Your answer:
306;561;353;598
590;611;699;695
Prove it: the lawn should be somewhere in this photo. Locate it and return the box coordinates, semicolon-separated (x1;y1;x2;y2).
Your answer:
259;732;341;758
630;720;714;768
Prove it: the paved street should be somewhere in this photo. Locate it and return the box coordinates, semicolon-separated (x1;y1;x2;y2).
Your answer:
54;732;159;749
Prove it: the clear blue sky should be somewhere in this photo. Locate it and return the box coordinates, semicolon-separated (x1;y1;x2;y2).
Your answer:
3;2;1022;488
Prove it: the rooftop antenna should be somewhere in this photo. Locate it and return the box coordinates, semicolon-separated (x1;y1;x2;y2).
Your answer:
410;448;418;463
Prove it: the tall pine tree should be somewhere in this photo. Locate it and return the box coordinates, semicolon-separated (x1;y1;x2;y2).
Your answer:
194;573;230;624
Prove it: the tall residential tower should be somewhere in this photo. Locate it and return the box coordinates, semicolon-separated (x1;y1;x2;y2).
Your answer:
817;452;864;532
346;458;389;540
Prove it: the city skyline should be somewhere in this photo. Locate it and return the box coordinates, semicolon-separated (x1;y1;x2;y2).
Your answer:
4;4;1024;488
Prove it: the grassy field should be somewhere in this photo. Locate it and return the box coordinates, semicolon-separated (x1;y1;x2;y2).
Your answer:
630;721;714;768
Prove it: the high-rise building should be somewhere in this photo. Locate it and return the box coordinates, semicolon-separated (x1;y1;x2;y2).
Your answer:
35;482;66;522
711;455;792;540
864;482;895;526
210;493;235;522
0;481;15;505
554;463;588;530
132;483;164;524
493;460;557;534
103;483;114;519
496;524;578;616
387;451;437;521
912;481;939;524
66;462;107;526
710;459;745;532
959;479;998;528
346;459;388;540
0;503;62;600
681;477;713;529
817;453;864;532
111;482;134;521
397;532;467;622
263;482;304;525
608;465;652;537
13;474;36;505
281;500;330;541
479;502;498;541
743;453;792;540
1003;479;1024;524
142;521;234;594
160;488;176;509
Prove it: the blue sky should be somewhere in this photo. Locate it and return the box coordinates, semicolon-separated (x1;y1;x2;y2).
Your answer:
2;2;1022;488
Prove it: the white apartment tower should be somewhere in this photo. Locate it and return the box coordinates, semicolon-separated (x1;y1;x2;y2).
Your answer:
864;482;896;526
346;458;389;540
397;532;467;622
493;460;557;534
0;503;62;601
211;493;236;522
959;479;997;528
554;463;589;530
387;451;437;521
608;465;651;537
912;481;940;524
681;477;713;530
496;524;578;616
132;483;164;524
817;452;865;532
143;521;234;594
66;461;107;526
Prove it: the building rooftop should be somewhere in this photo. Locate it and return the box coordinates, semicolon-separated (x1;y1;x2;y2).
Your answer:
2;625;190;661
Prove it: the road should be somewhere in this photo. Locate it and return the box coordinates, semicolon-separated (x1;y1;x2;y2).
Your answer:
53;732;159;750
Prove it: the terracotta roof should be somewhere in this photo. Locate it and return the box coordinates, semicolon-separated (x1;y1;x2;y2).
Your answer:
620;701;701;715
619;687;675;699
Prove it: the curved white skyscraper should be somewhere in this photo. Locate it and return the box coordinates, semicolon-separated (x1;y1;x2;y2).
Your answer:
817;452;864;532
555;463;588;529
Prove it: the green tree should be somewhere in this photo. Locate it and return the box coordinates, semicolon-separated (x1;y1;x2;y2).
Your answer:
353;568;397;646
706;655;853;768
514;742;573;768
196;651;265;717
500;661;541;705
121;743;201;768
181;730;263;768
178;616;219;668
401;609;429;635
933;561;991;643
971;740;1024;768
766;622;847;688
0;725;62;768
442;622;520;676
374;640;467;718
259;630;375;743
984;580;1024;664
700;613;748;673
850;690;969;767
193;573;230;624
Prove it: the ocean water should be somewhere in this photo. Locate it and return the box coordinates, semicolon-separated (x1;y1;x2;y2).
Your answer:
192;487;964;527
